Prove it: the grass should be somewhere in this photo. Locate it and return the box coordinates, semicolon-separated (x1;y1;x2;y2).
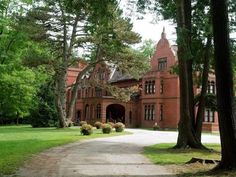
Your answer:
0;125;129;175
144;143;221;165
143;143;236;176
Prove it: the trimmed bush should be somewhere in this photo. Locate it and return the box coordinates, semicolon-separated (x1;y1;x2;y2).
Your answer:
79;121;87;126
80;124;93;135
153;123;159;131
114;122;125;132
94;121;102;129
108;122;115;128
102;124;112;134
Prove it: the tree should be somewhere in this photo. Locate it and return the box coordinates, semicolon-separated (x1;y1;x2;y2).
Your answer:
134;0;215;147
138;39;155;58
0;68;38;124
25;0;149;128
173;0;204;149
211;0;236;170
29;80;58;127
0;0;48;125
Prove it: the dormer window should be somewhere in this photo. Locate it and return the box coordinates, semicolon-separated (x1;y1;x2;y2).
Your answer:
158;57;167;71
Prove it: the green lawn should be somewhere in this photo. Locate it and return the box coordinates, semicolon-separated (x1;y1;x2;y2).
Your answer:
143;143;234;176
0;125;129;175
144;143;221;165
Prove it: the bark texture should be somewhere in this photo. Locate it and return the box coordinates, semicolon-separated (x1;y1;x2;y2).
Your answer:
211;0;236;170
174;0;205;149
195;36;212;141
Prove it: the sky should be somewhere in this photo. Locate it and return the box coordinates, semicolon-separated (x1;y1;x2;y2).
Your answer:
131;15;177;45
131;15;236;46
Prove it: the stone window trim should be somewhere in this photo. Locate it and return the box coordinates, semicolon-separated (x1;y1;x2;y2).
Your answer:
95;87;102;97
144;80;156;94
144;104;155;121
96;104;101;119
207;81;216;94
204;109;215;123
158;57;167;71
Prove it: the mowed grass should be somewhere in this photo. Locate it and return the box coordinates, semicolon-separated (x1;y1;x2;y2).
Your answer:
0;125;129;175
143;143;236;176
144;143;221;165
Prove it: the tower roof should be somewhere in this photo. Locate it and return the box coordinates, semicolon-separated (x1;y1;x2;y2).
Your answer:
161;27;166;39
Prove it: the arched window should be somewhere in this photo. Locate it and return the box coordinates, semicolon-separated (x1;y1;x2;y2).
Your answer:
85;104;89;120
96;104;101;119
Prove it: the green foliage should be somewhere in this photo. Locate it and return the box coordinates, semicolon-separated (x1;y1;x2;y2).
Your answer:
94;121;102;129
114;122;125;132
29;81;58;127
80;124;93;135
138;39;155;58
102;123;112;134
0;66;38;121
0;0;51;125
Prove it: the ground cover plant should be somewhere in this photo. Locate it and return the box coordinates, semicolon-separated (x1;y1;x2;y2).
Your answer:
0;125;129;175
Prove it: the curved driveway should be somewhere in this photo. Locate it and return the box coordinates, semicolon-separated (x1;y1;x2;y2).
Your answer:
18;129;220;177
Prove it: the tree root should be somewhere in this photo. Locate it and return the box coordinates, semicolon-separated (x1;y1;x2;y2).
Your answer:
186;157;220;165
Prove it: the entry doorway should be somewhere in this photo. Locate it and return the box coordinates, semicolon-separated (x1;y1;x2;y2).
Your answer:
106;104;125;123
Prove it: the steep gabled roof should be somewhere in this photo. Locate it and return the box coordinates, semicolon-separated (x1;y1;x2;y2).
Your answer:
108;68;135;83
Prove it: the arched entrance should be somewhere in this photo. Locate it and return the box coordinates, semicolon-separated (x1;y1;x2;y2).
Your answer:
106;104;125;123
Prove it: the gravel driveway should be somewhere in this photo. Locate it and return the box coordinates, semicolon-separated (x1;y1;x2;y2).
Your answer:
17;129;220;177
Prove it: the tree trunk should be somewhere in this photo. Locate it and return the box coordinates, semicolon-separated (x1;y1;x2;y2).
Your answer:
55;67;68;128
66;64;93;121
67;46;103;121
211;0;236;170
195;36;212;141
174;0;204;149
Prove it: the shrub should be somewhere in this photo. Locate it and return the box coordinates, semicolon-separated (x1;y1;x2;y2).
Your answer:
114;122;125;132
79;121;87;126
94;121;102;129
102;124;112;134
153;123;159;131
108;122;115;128
80;124;93;135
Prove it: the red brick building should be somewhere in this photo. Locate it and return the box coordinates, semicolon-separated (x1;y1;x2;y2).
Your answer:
67;29;218;131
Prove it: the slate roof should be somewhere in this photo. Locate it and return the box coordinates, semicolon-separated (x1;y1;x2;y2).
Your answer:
108;68;135;83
